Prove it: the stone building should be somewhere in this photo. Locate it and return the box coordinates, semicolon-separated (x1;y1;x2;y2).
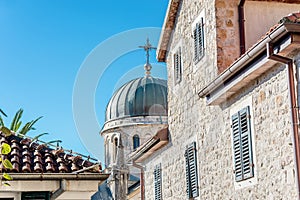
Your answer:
126;0;300;199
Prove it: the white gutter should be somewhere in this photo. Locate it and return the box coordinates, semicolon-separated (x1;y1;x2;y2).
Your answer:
198;23;287;98
5;173;109;180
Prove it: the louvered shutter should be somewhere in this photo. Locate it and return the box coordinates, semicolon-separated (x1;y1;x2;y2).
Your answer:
174;47;182;84
154;164;162;200
193;18;204;63
232;112;243;181
240;106;254;179
178;47;182;82
193;24;199;62
185;142;199;198
232;106;254;182
174;53;179;81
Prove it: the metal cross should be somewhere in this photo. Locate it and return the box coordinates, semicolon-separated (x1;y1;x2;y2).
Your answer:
138;38;157;65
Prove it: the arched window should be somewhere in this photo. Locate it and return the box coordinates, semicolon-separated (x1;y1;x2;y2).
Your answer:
133;135;140;150
113;137;118;163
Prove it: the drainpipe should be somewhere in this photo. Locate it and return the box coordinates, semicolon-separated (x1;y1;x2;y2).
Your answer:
50;179;67;200
267;42;300;198
238;0;246;55
132;162;145;200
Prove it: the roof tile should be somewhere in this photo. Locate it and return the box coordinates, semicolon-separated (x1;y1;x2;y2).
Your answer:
0;132;101;174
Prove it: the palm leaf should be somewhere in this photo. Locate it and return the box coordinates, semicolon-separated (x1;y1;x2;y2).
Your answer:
31;132;48;143
10;109;23;132
19;116;43;136
0;109;7;117
0;116;4;127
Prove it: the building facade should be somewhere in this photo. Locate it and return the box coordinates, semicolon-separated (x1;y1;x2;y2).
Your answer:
134;0;300;199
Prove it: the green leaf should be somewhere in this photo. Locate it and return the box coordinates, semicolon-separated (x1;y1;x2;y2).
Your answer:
31;133;48;143
1;143;11;155
3;159;13;169
10;109;23;132
19;116;43;136
3;173;12;180
15;121;22;132
0;109;7;117
0;126;11;136
3;182;11;187
0;116;4;127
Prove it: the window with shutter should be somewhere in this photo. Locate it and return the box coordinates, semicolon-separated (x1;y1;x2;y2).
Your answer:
231;106;254;182
185;142;199;198
21;192;50;200
193;17;204;64
154;164;162;200
173;46;182;84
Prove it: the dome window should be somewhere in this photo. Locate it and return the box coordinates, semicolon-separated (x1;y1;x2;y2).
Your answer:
133;135;140;150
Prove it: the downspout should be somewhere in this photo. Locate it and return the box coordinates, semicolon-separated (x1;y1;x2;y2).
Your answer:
267;42;300;198
133;162;145;200
50;179;67;200
238;0;246;55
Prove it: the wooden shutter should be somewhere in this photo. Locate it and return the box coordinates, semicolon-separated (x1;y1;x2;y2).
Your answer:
174;47;182;84
185;142;199;198
232;112;243;181
178;47;182;81
193;18;204;63
232;106;254;182
154;164;162;200
193;24;199;62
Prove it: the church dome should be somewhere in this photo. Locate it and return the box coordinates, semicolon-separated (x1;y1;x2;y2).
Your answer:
105;76;168;121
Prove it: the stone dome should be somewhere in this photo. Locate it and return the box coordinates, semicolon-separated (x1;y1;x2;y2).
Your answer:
105;76;168;121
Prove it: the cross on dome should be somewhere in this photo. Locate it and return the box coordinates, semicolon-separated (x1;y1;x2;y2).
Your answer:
138;38;157;76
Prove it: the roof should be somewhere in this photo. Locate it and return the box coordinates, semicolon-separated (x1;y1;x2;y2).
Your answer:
198;12;300;104
105;76;168;122
156;0;300;62
0;131;102;174
156;0;181;62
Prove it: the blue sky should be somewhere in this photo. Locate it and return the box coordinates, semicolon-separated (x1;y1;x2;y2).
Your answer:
0;1;168;162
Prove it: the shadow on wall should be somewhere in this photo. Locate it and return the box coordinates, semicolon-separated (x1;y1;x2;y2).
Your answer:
92;182;113;200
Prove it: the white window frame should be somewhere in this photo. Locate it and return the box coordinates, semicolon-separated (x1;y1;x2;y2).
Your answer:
230;96;257;189
0;192;20;199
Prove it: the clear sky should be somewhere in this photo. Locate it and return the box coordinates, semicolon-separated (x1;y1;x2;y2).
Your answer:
0;0;169;162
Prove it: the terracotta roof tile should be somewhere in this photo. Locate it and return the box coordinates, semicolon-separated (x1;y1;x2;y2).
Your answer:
0;132;101;174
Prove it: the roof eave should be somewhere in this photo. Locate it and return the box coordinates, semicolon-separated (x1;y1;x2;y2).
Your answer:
6;173;110;181
198;23;300;103
127;127;169;163
156;0;181;62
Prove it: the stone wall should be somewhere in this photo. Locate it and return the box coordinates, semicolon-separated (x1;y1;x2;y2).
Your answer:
215;0;240;73
144;0;299;199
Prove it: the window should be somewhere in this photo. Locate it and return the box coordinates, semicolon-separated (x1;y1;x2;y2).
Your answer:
173;46;182;84
113;137;118;163
231;106;254;182
21;192;50;200
154;164;162;200
185;142;199;198
133;135;140;150
193;17;204;63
